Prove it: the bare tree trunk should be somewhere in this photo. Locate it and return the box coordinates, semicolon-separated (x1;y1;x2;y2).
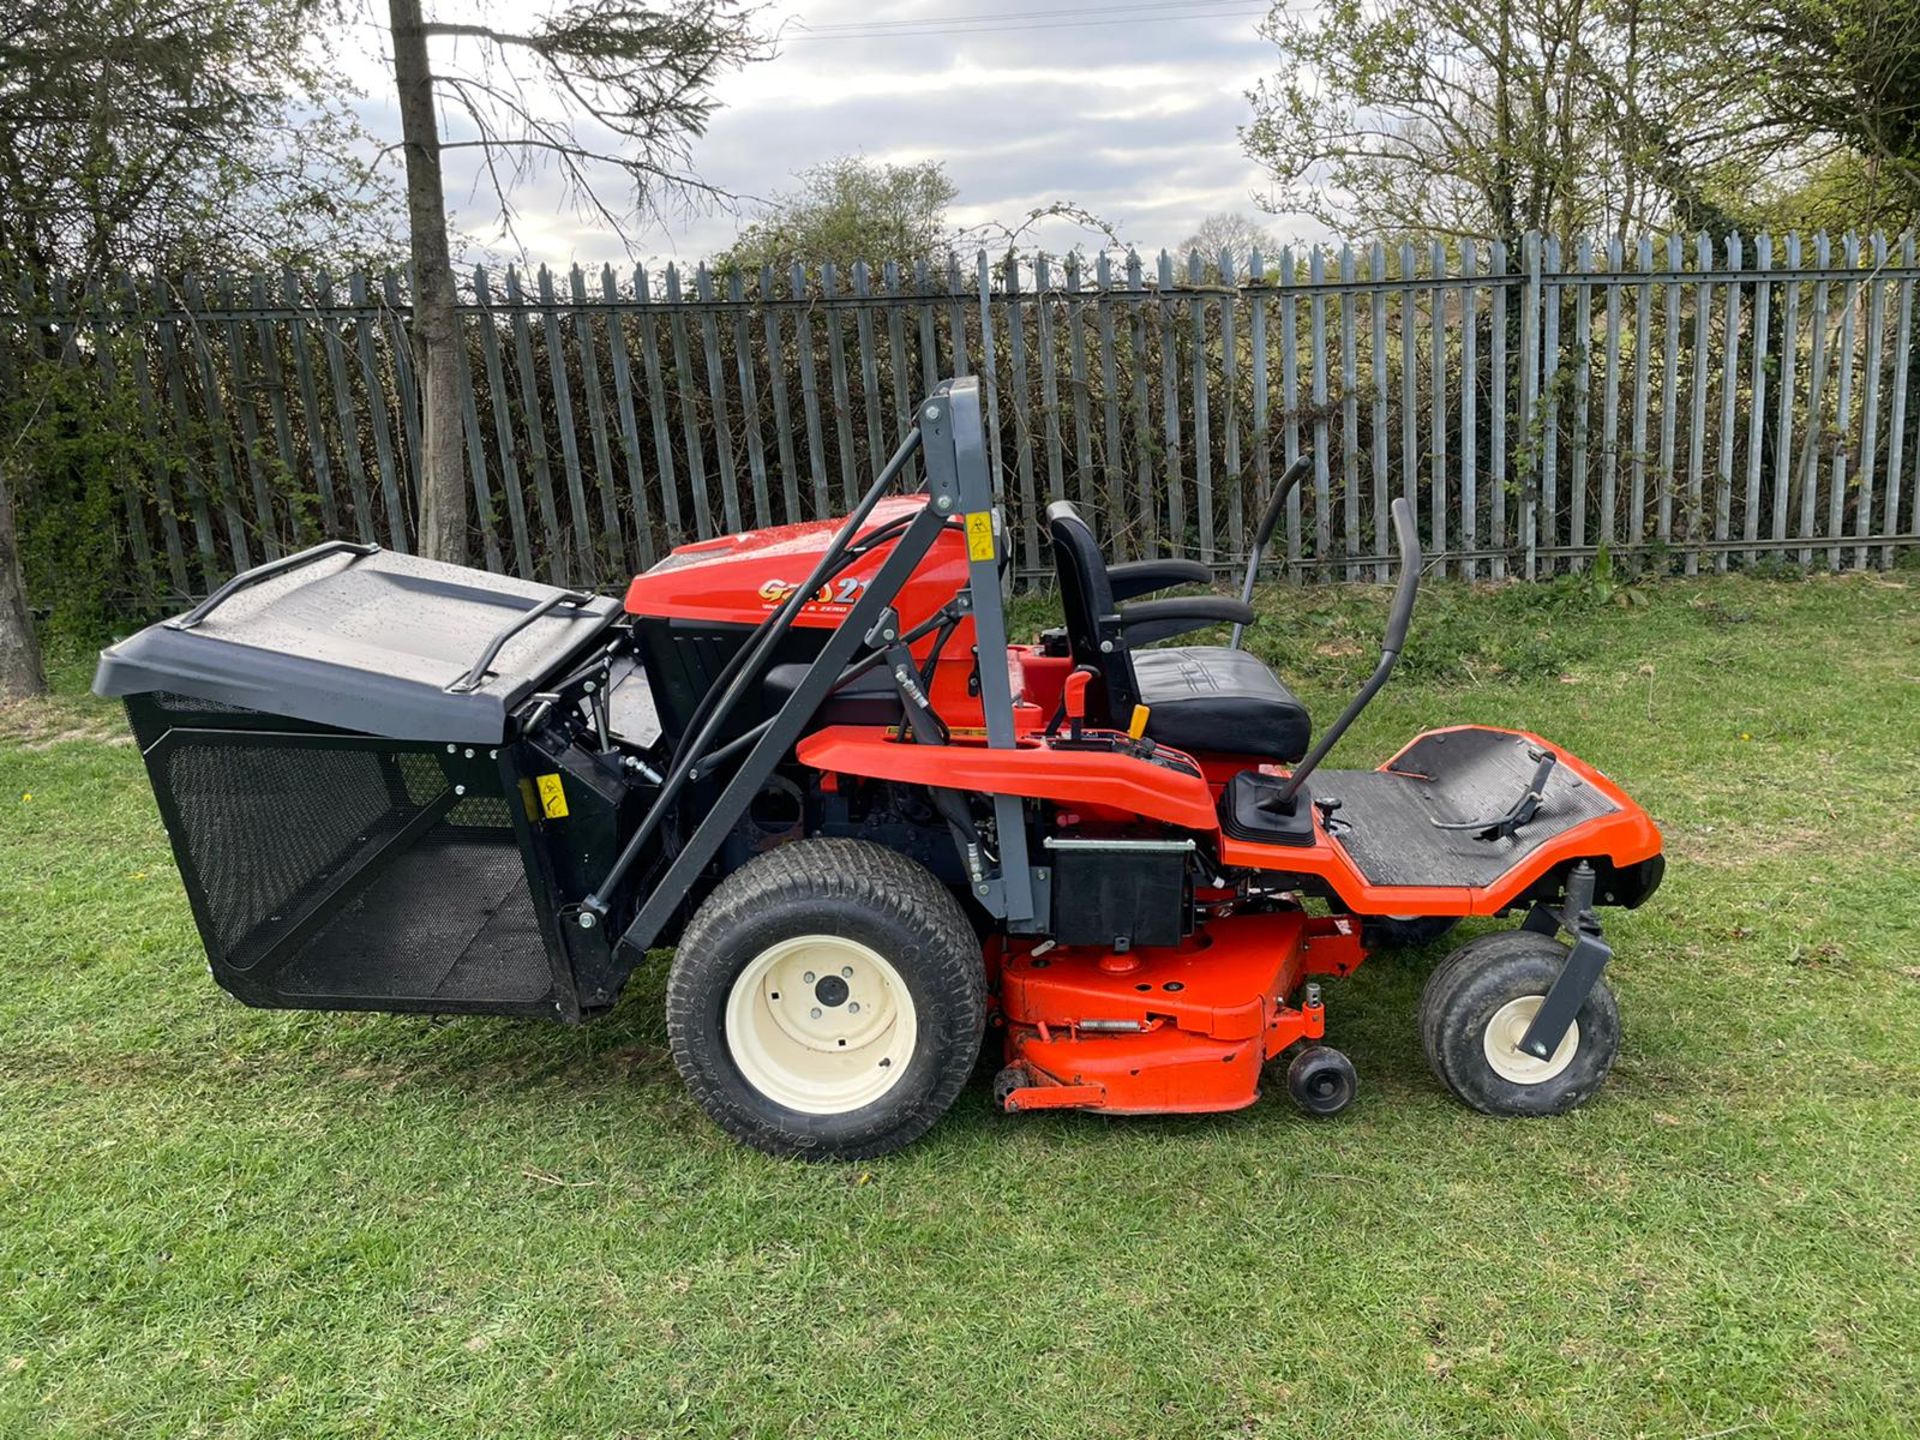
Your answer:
389;0;467;566
0;455;47;701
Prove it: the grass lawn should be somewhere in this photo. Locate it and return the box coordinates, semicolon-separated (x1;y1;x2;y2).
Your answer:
2;571;1918;1438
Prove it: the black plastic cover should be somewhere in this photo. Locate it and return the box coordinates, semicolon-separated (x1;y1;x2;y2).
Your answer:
94;547;621;743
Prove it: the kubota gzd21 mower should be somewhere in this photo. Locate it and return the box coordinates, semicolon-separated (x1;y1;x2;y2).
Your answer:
97;377;1663;1157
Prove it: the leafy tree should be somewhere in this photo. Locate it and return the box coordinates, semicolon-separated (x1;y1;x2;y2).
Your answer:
0;0;390;698
1749;0;1920;227
721;157;960;273
1176;213;1282;282
382;0;767;564
1241;0;1789;246
0;0;390;281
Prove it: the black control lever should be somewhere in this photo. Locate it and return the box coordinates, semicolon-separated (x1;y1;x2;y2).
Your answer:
1431;747;1558;841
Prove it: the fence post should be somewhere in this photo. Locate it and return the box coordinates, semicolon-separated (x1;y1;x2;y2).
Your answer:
247;275;301;555
347;271;406;555
1339;243;1361;580
1570;238;1591;572
1374;240;1394;582
1098;252;1130;554
1429;240;1449;577
1126;251;1157;559
1278;246;1301;578
1658;235;1682;563
852;261;888;506
504;265;565;576
1066;253;1096;520
635;264;686;545
572;263;627;577
788;262;831;521
1248;248;1271;571
603;264;657;568
1743;236;1772;562
180;274;255;570
1540;236;1563;576
1460;240;1479;579
1797;233;1833;566
1885;234;1916;565
880;261;916;495
120;275;192;595
1003;254;1039;568
728;269;772;533
1714;234;1743;571
820;261;859;511
976;250;1006;505
473;265;534;576
1829;232;1860;570
1854;233;1887;570
692;263;742;536
1629;238;1652;562
1037;254;1067;510
1308;247;1331;570
1519;233;1541;579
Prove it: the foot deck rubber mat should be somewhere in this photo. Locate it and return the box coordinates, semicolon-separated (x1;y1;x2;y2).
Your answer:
1318;729;1618;888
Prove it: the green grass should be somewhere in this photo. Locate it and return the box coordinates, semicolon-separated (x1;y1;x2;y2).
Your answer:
3;573;1919;1438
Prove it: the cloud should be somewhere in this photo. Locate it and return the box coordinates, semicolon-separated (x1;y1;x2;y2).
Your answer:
340;0;1313;266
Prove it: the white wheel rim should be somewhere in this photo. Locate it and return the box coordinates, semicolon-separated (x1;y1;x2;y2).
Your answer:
724;934;918;1115
1482;996;1580;1085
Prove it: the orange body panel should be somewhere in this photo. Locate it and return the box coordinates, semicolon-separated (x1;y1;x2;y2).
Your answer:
796;722;1662;918
796;726;1221;831
996;911;1359;1114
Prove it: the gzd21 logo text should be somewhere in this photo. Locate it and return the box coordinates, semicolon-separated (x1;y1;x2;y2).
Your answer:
757;576;869;609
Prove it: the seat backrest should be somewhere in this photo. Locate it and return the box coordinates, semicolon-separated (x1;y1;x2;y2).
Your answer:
1046;501;1138;718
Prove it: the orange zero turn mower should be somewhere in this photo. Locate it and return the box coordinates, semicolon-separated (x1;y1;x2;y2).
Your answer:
97;377;1662;1157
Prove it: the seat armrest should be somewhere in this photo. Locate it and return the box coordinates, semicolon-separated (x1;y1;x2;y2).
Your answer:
1106;558;1214;602
1116;595;1256;647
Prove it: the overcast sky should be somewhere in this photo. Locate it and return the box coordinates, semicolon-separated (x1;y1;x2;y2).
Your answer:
344;0;1302;268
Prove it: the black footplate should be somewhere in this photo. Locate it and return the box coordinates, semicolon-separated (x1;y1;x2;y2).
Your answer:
1319;729;1618;886
1223;729;1619;885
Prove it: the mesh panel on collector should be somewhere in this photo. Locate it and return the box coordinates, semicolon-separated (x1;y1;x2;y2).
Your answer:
146;714;559;1014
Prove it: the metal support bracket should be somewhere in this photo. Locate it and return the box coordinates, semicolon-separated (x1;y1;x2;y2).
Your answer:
1517;860;1611;1059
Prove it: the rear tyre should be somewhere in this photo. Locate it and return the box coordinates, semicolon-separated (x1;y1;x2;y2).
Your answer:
667;839;986;1159
1419;931;1619;1117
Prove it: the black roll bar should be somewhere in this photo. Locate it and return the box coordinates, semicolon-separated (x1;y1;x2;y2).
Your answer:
1270;497;1422;806
1229;453;1313;650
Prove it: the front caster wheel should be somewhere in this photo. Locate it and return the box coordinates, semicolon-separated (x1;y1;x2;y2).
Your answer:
1419;931;1619;1116
992;1064;1030;1113
667;839;986;1159
1286;1045;1358;1116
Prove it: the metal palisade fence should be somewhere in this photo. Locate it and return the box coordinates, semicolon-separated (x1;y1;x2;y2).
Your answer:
5;231;1918;607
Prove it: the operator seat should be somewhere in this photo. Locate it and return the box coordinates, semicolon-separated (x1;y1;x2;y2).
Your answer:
1047;501;1312;763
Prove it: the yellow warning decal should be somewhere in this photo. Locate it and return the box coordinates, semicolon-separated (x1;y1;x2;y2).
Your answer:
965;510;996;562
517;777;539;822
535;772;569;819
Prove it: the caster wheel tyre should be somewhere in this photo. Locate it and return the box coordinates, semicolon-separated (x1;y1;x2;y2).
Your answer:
1419;931;1619;1116
992;1064;1030;1113
1418;930;1537;1088
1286;1045;1358;1116
667;839;986;1159
1362;914;1461;951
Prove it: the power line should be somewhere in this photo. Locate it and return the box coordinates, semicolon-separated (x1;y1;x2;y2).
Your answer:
794;0;1265;31
786;1;1270;41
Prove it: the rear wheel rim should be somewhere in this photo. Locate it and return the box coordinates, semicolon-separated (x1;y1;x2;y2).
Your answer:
725;934;918;1115
1482;995;1580;1084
